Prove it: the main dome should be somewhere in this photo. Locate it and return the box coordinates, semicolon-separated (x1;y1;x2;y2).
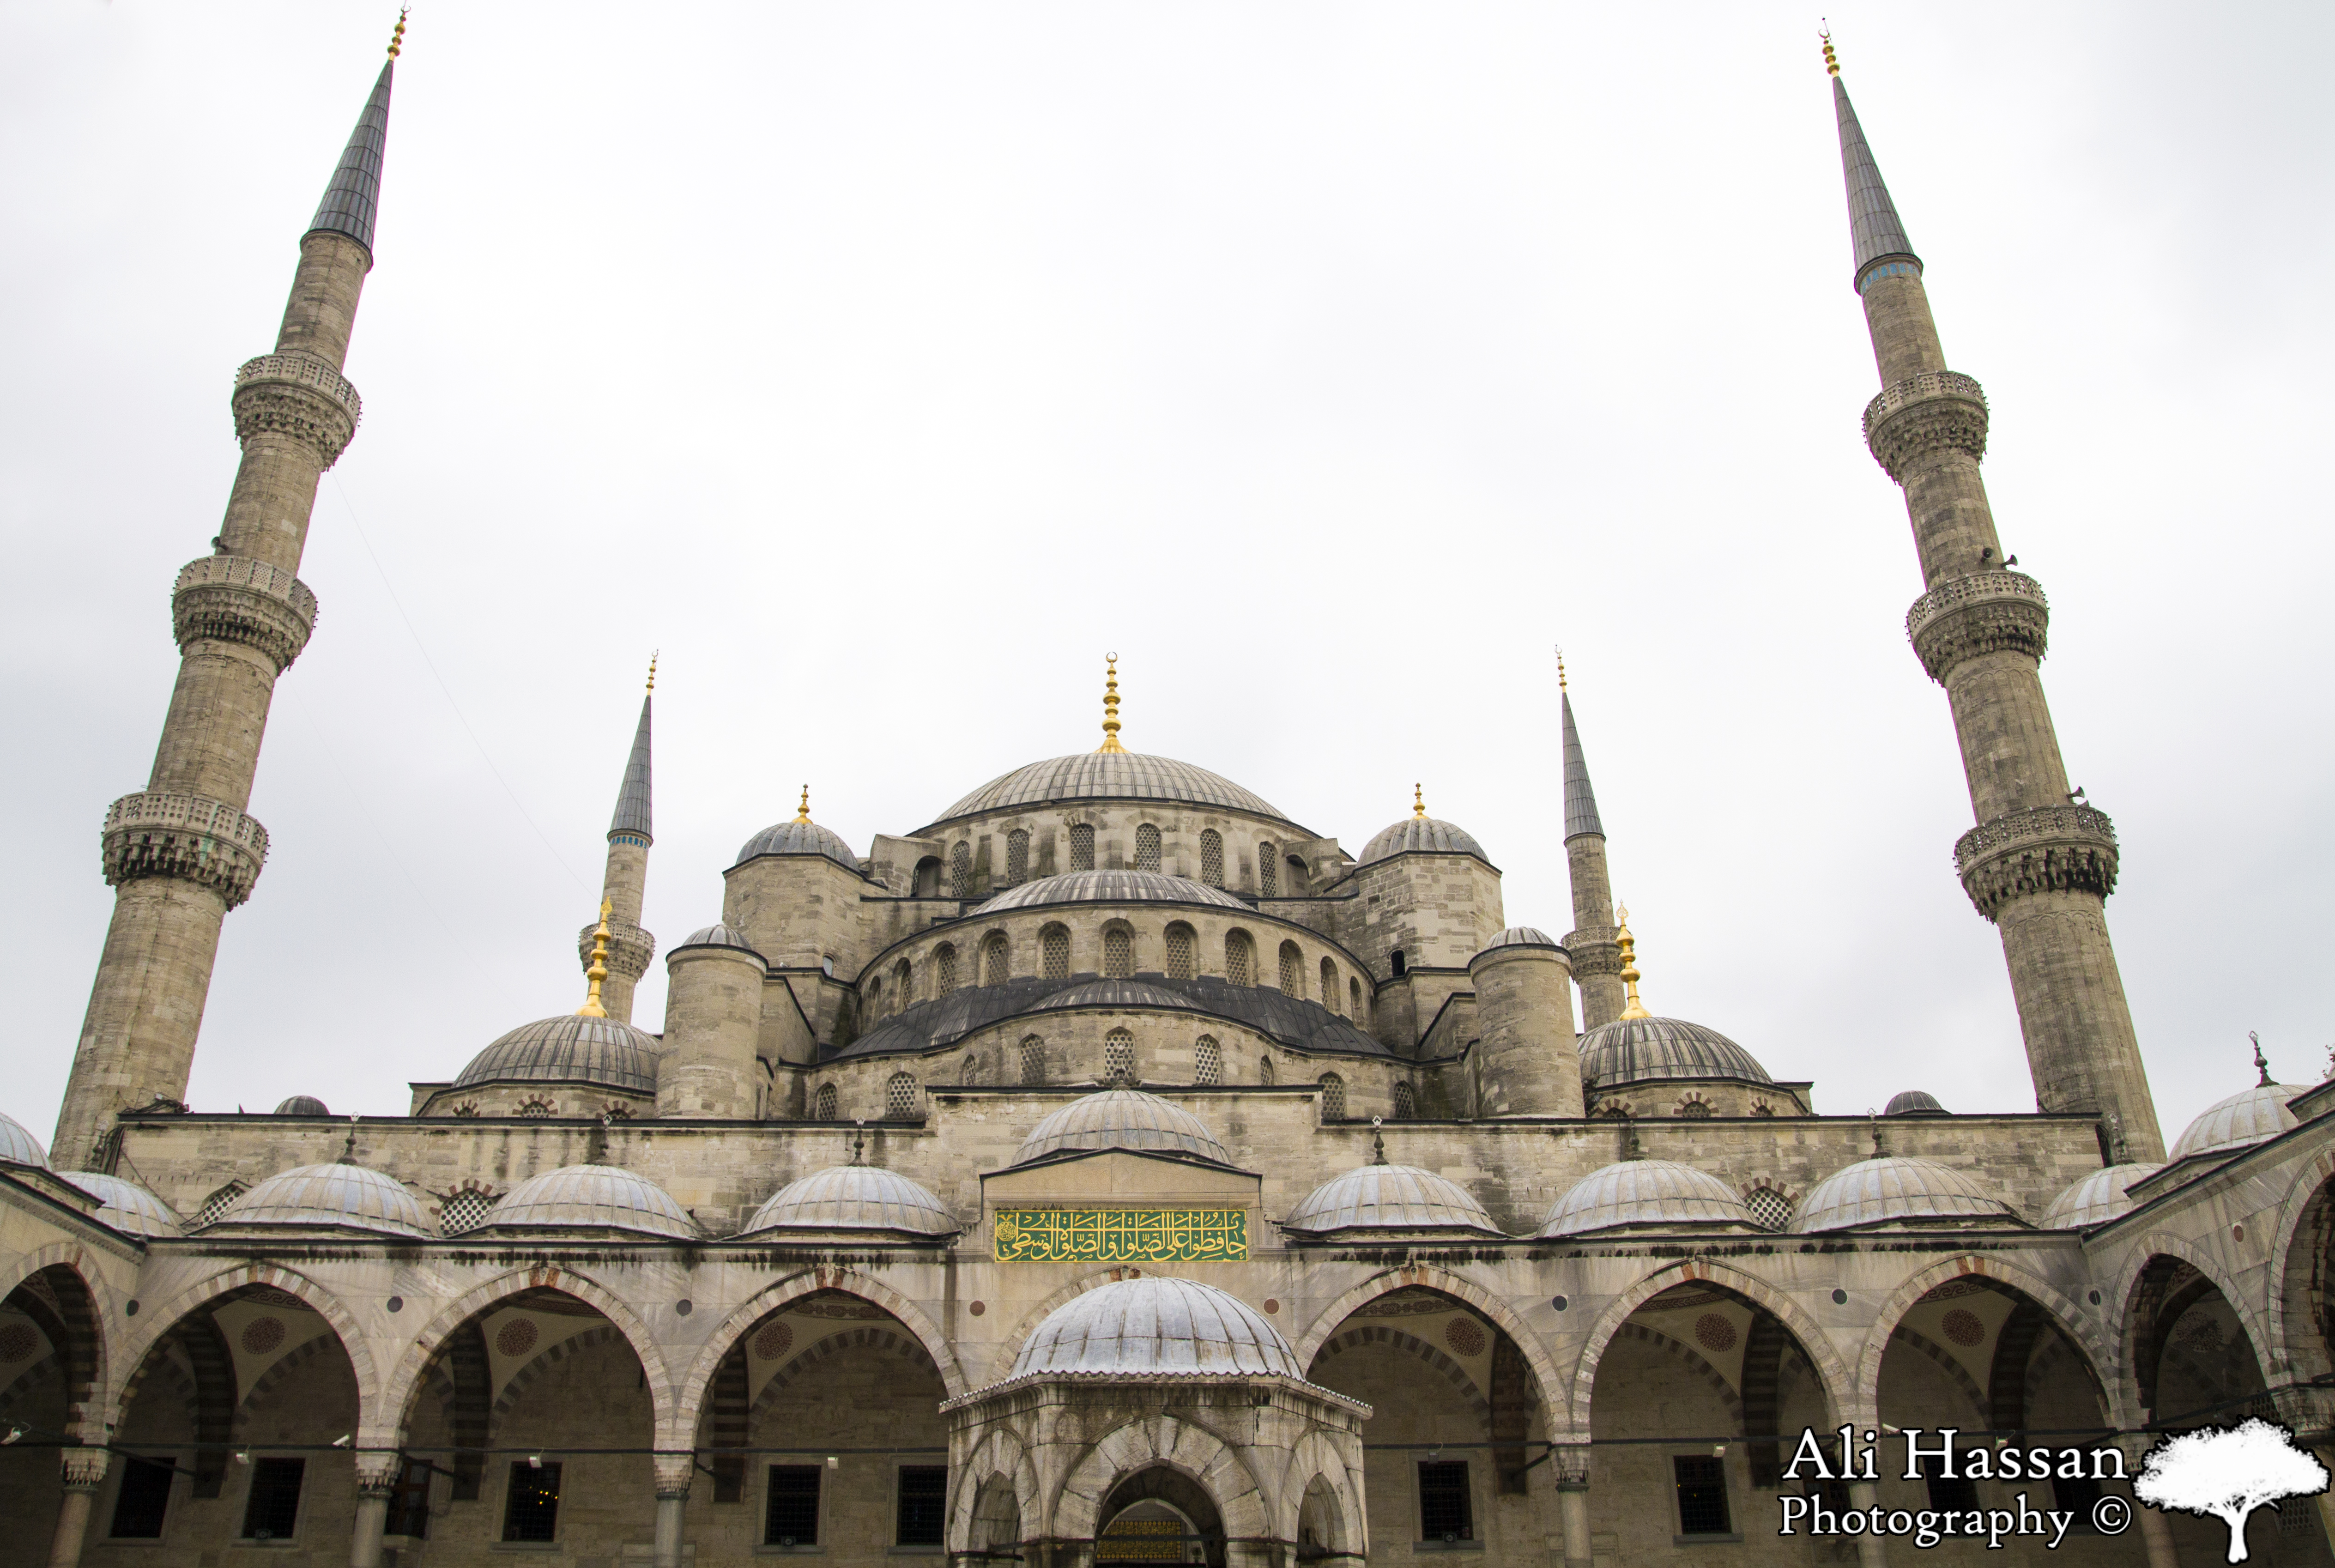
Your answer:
1283;1163;1504;1236
1579;1016;1773;1088
1012;1088;1234;1168
454;1015;664;1095
205;1162;433;1239
1009;1277;1301;1379
973;870;1246;915
1360;815;1489;866
929;752;1291;829
737;1165;958;1239
1540;1159;1755;1237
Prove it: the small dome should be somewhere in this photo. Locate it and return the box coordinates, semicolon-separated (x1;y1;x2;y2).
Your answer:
57;1172;184;1238
972;870;1246;916
1540;1160;1754;1237
2169;1083;2301;1163
675;923;763;957
1009;1277;1301;1379
1283;1163;1504;1236
2041;1163;2166;1229
1479;926;1560;953
1884;1090;1947;1117
931;753;1291;829
737;1165;957;1239
1579;1016;1772;1088
732;817;860;872
455;1015;663;1095
485;1164;697;1239
1013;1089;1234;1168
1360;816;1488;866
1794;1156;2013;1234
273;1095;331;1116
206;1163;432;1238
1030;979;1198;1014
0;1111;51;1169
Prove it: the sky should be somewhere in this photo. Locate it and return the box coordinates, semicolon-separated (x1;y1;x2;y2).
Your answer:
2;3;2329;1156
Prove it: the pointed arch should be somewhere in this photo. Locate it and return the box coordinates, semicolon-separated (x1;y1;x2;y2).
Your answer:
947;1424;1043;1553
1854;1253;2121;1429
0;1244;114;1441
1050;1412;1270;1543
2265;1151;2335;1381
105;1262;374;1438
1277;1430;1367;1557
1293;1265;1563;1440
2105;1233;2270;1419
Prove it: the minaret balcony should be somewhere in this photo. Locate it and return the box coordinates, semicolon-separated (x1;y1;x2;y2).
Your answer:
1905;569;2048;683
232;352;363;467
1863;369;1988;480
172;554;319;673
101;791;270;907
1953;805;2118;920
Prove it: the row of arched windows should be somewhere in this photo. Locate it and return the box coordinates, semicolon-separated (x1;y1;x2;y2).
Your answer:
922;824;1309;898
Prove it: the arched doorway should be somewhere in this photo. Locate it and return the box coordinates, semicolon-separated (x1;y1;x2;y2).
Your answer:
0;1264;107;1541
1099;1467;1223;1568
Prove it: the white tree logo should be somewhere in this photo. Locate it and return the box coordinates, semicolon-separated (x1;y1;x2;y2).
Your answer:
2134;1419;2329;1562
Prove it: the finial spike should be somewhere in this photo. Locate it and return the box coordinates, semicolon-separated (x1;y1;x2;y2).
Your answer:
1556;646;1568;691
1820;21;1838;77
796;785;811;824
1615;902;1651;1020
2253;1030;2272;1087
1096;654;1127;753
645;652;657;693
851;1120;866;1165
1371;1114;1386;1165
577;897;613;1017
1413;784;1426;819
388;8;408;60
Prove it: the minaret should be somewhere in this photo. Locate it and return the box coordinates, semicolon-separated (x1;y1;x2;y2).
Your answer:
1825;38;2163;1158
578;660;659;1024
1558;657;1625;1030
53;23;406;1165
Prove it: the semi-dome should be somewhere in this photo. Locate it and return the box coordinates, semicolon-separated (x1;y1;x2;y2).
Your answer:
1540;1160;1754;1237
1029;979;1198;1014
1579;1016;1772;1088
57;1171;184;1238
2041;1163;2166;1229
1283;1163;1504;1236
736;1165;957;1239
674;923;763;957
0;1111;50;1169
732;817;861;872
273;1095;331;1116
1479;926;1560;953
1794;1156;2014;1234
2169;1083;2301;1163
972;870;1246;915
1360;815;1488;866
204;1162;432;1238
1008;1277;1301;1379
1012;1089;1234;1168
454;1015;663;1095
931;752;1291;829
1884;1090;1946;1117
484;1164;697;1239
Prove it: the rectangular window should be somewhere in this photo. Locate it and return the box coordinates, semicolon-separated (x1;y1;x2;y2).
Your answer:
385;1458;434;1538
1416;1460;1473;1542
1921;1453;1979;1517
2051;1473;2102;1532
896;1465;947;1546
109;1455;175;1539
240;1457;305;1540
766;1465;822;1547
502;1460;563;1543
1672;1455;1732;1537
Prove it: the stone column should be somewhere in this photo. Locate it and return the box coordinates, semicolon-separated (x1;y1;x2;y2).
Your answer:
1845;1479;1888;1568
350;1452;399;1568
46;1449;110;1568
653;1454;694;1568
1553;1445;1592;1568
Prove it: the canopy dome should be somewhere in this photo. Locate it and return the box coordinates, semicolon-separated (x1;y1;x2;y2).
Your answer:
0;1111;49;1169
2041;1163;2166;1229
1794;1156;2014;1233
973;870;1246;915
1360;816;1488;866
206;1163;432;1238
1480;926;1560;953
1283;1163;1504;1236
675;923;763;957
1540;1159;1755;1237
1579;1016;1772;1088
931;752;1290;829
1009;1277;1301;1379
455;1015;663;1096
733;817;860;872
273;1095;330;1116
2169;1083;2301;1163
57;1171;183;1238
737;1165;957;1239
1012;1089;1234;1168
485;1164;696;1239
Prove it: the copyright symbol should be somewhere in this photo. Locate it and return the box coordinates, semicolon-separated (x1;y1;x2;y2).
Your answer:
2093;1496;2130;1534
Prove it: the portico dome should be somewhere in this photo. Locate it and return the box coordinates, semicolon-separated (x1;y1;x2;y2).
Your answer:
1793;1156;2014;1233
57;1171;184;1238
485;1164;697;1239
737;1165;957;1239
1540;1160;1755;1237
1283;1163;1504;1236
2041;1164;2165;1229
2169;1083;2301;1163
205;1162;432;1239
1010;1277;1301;1379
0;1111;49;1169
1011;1088;1234;1168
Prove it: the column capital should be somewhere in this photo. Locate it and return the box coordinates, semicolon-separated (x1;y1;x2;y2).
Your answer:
1552;1441;1592;1490
59;1447;112;1491
652;1451;696;1499
354;1448;402;1495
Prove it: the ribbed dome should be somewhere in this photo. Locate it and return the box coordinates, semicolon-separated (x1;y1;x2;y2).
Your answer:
273;1095;331;1116
1283;1163;1504;1236
2169;1083;2301;1162
206;1163;432;1238
1030;979;1197;1014
1480;926;1560;952
1010;1278;1301;1379
0;1111;50;1169
1013;1089;1234;1168
732;818;861;872
485;1164;697;1239
1579;1017;1772;1088
57;1172;184;1238
1794;1157;2013;1234
675;923;763;957
1360;816;1488;866
737;1165;957;1239
455;1015;663;1094
1884;1090;1946;1117
1540;1160;1754;1237
2041;1163;2166;1229
932;753;1289;828
972;870;1246;915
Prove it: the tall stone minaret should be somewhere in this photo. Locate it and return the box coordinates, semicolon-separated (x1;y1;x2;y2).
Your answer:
53;27;406;1166
579;662;659;1023
1826;39;2163;1159
1557;658;1625;1030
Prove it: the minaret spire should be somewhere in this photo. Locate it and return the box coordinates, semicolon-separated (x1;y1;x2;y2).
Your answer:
581;659;660;1023
1097;654;1126;753
1824;39;2163;1159
1556;652;1626;1029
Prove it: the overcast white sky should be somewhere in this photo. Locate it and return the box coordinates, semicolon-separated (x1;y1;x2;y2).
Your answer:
4;4;2329;1154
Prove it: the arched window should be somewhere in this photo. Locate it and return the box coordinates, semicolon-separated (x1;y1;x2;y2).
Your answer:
1105;1029;1134;1083
440;1188;494;1236
1040;925;1070;982
1199;829;1224;886
1193;1036;1222;1086
1678;1099;1713;1119
894;958;915;1007
982;933;1010;986
1258;845;1279;897
1349;977;1363;1019
865;976;883;1020
1005;829;1029;885
950;842;973;898
935;944;959;995
1319;957;1337;1007
1285;855;1310;897
1069;823;1095;872
885;1072;919;1120
1318;1073;1346;1120
517;1097;554;1119
1278;941;1303;995
1225;931;1254;987
961;1052;983;1086
914;857;942;898
821;955;836;977
1751;1101;1776;1118
1746;1187;1794;1231
1135;823;1161;872
1593;1101;1631;1120
1020;1036;1046;1084
1103;924;1133;979
1392;1082;1416;1119
813;1083;838;1120
1258;1057;1275;1086
1163;922;1195;981
1390;949;1406;976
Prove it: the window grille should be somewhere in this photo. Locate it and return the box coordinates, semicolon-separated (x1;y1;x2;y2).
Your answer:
502;1461;563;1544
1164;924;1194;981
1920;1454;1979;1516
1069;823;1095;872
1258;846;1278;897
1020;1037;1046;1085
1105;1029;1134;1083
1258;1057;1274;1085
1393;1082;1416;1119
516;1099;553;1120
1319;957;1337;1005
1318;1074;1346;1120
1194;1036;1222;1086
1349;978;1364;1019
242;1457;307;1540
983;936;1009;986
195;1182;248;1228
1006;829;1029;885
1103;927;1132;979
1135;823;1161;872
384;1459;434;1538
1416;1461;1473;1542
1679;1100;1713;1119
936;945;959;995
765;1465;821;1547
1042;926;1070;981
884;1072;919;1120
1225;933;1252;987
109;1456;174;1539
1672;1456;1730;1537
441;1189;494;1235
1279;943;1303;995
1199;829;1223;886
812;1084;838;1121
950;842;972;898
896;1466;948;1547
1752;1102;1775;1118
1745;1187;1793;1231
895;960;915;1007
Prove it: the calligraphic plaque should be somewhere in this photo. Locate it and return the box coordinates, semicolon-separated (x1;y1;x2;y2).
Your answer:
993;1208;1248;1263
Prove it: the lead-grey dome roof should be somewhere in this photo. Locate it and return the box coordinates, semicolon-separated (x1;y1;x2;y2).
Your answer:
1480;926;1560;952
1884;1090;1946;1117
485;1164;697;1239
58;1171;184;1238
1009;1277;1301;1379
675;923;764;957
736;1165;958;1240
0;1111;50;1169
1030;979;1198;1014
205;1162;432;1239
2040;1163;2165;1230
973;870;1247;915
930;753;1292;829
733;817;861;872
1013;1089;1234;1168
273;1095;331;1116
1540;1159;1756;1237
1283;1163;1504;1236
1360;816;1489;866
1794;1156;2014;1233
455;1015;664;1095
2169;1083;2301;1163
1579;1017;1772;1088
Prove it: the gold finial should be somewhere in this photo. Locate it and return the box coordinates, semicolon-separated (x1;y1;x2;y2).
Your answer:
1556;647;1568;691
388;8;409;60
795;785;811;823
1413;784;1427;819
1820;23;1839;77
577;897;613;1018
2253;1030;2272;1088
1615;901;1651;1020
645;652;657;693
1096;653;1127;754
